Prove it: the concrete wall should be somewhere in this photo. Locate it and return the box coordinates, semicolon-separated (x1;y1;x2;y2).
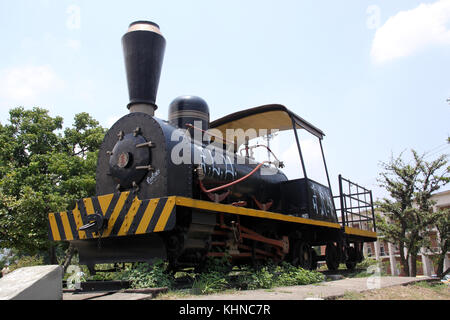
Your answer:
0;265;62;300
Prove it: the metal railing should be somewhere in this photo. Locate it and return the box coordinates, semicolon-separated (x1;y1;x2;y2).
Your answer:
333;175;376;232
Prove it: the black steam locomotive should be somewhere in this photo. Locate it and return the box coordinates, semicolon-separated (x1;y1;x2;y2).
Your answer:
48;21;377;272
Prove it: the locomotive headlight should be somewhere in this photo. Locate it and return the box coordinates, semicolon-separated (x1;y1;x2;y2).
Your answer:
117;152;131;169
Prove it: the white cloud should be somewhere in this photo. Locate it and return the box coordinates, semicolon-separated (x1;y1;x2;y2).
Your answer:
66;5;81;31
371;0;450;64
0;65;64;105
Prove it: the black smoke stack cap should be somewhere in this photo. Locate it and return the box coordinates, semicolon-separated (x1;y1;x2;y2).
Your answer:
122;21;166;113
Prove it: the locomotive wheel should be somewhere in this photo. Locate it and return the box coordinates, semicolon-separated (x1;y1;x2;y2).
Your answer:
310;249;318;270
325;242;340;271
345;246;357;271
299;242;313;270
292;241;313;270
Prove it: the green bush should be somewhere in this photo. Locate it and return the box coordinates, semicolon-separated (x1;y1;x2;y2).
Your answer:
275;263;325;286
9;254;44;272
120;260;173;289
244;266;275;290
189;261;325;294
356;257;378;270
192;271;229;294
59;257;325;295
190;257;232;294
239;262;325;290
201;256;232;274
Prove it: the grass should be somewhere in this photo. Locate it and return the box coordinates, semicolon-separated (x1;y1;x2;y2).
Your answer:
414;280;450;293
338;281;450;300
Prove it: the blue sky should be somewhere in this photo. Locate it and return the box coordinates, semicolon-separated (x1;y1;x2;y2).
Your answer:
0;0;449;201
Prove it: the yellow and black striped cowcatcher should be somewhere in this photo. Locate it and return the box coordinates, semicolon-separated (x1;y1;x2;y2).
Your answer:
48;192;176;241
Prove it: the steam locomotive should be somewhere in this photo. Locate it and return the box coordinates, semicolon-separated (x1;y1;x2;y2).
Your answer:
48;21;377;272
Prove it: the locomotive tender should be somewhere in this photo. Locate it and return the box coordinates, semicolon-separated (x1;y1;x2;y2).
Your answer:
48;21;377;272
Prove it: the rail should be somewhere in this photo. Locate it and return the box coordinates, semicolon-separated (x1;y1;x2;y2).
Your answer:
333;175;376;233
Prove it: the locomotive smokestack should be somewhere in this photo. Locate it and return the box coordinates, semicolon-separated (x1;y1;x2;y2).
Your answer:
122;21;166;116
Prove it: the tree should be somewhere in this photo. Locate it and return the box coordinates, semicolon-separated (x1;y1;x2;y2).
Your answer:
0;107;106;263
433;208;450;277
376;149;449;277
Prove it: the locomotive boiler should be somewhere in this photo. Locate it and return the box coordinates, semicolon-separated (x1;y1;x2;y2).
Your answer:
48;21;378;272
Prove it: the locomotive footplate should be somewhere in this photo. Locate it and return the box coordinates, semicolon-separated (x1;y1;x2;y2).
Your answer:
48;193;377;267
48;193;377;243
48;193;348;243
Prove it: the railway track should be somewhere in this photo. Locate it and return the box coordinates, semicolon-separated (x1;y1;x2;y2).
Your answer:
63;280;169;300
320;268;366;276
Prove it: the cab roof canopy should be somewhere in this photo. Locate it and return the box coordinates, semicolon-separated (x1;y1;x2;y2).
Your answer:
209;104;325;143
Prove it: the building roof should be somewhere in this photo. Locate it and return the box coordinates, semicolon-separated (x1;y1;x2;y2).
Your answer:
431;189;450;208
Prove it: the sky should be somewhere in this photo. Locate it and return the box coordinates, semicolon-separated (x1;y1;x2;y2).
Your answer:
0;0;449;202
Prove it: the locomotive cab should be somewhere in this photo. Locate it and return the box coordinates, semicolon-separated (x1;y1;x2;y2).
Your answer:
209;104;337;223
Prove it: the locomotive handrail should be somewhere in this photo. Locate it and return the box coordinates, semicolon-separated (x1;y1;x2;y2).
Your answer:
335;174;376;233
